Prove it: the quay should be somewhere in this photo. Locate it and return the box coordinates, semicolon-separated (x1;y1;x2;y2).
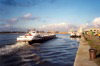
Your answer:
74;36;97;66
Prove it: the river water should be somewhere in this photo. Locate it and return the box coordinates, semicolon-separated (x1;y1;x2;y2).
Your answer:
0;33;79;66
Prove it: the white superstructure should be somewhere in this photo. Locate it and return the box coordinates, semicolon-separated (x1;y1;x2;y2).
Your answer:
17;31;40;41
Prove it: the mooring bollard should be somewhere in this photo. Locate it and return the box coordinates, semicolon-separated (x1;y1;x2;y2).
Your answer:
89;48;97;60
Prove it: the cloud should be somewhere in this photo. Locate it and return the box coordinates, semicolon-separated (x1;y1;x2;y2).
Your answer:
8;18;18;23
19;13;40;21
38;16;100;32
0;0;38;7
0;24;11;31
92;17;100;27
0;24;10;27
79;23;93;30
23;13;32;18
0;0;57;7
78;17;100;30
0;0;57;16
21;13;39;20
0;18;18;24
38;23;78;31
0;13;40;23
0;13;40;31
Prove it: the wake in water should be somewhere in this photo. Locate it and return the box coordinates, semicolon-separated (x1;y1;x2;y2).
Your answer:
0;42;28;55
0;42;45;66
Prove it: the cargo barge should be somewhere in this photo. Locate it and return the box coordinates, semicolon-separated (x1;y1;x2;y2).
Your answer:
16;30;56;44
28;34;56;44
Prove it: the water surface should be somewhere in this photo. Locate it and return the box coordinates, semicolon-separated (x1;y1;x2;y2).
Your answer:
0;34;79;66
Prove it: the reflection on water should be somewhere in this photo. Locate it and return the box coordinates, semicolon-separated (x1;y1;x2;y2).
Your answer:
70;38;80;41
0;34;79;66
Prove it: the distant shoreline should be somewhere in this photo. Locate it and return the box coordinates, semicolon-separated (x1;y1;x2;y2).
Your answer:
0;31;69;34
0;32;26;34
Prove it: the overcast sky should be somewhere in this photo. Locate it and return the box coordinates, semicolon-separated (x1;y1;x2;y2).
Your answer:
0;0;100;31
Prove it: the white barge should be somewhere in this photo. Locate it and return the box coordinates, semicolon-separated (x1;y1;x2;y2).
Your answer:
17;30;56;44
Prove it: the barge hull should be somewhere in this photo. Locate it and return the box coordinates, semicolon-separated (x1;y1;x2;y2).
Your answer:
28;35;56;44
70;35;81;38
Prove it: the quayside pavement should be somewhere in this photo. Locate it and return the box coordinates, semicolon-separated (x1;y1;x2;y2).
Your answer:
74;36;97;66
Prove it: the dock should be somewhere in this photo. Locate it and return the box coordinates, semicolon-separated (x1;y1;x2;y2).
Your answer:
74;36;97;66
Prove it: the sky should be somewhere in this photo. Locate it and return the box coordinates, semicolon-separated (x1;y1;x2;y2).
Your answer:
0;0;100;31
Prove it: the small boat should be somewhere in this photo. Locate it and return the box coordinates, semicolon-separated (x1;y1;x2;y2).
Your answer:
76;33;81;37
70;27;83;38
70;32;81;38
